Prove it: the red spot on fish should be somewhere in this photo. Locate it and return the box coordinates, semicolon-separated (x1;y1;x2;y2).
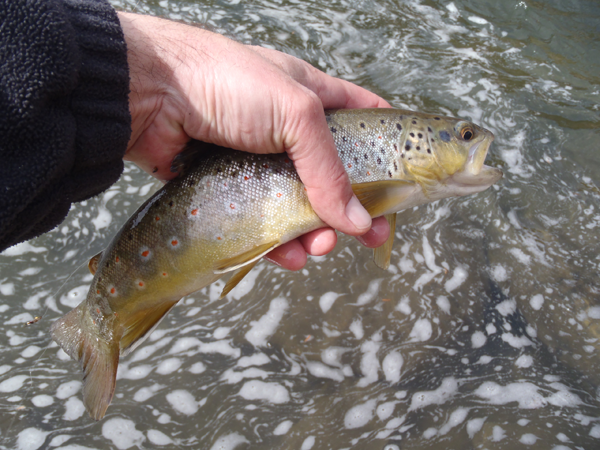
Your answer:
348;163;352;168
230;203;235;209
276;193;282;198
355;143;359;146
155;216;160;221
93;320;96;325
115;256;120;263
224;183;228;187
378;136;382;139
191;209;198;216
171;240;178;246
114;312;118;317
138;281;144;287
263;164;269;169
110;288;116;295
162;272;167;277
303;187;307;191
142;250;150;257
244;176;250;181
217;236;222;240
96;308;100;314
96;290;100;294
367;171;371;176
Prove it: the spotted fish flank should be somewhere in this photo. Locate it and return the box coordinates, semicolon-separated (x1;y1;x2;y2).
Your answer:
50;108;502;420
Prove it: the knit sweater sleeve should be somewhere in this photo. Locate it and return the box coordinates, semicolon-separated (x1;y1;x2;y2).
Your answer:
0;0;131;252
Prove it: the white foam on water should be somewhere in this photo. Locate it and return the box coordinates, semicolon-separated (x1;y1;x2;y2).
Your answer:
444;266;467;293
467;418;486;438
31;394;53;407
21;345;41;358
91;205;112;231
501;333;533;348
133;384;163;402
56;381;81;399
439;407;469;435
4;312;33;325
493;426;506;441
556;432;570;442
222;367;269;384
306;361;344;382
117;364;153;380
0;364;10;375
0;374;28;392
48;435;71;447
589;425;600;438
245;297;288;347
213;326;231;339
209;432;248;450
356;279;382;306
237;353;270;368
16;428;48;450
229;265;263;300
588;307;600;319
382;351;403;383
238;380;289;404
509;248;531;265
102;418;145;449
1;242;46;256
147;429;173;446
396;296;411;315
436;296;450;314
547;382;582;407
349;319;364;339
409;377;458;411
486;323;497;334
471;331;487;348
156;358;182;375
520;433;538;445
491;265;508;282
496;299;517;316
468;16;488;24
344;399;377;429
273;420;293;435
376;401;396;421
423;427;437;439
300;436;315;450
358;339;381;386
475;381;545;408
18;267;41;276
60;285;89;308
62;397;85;421
0;282;15;295
476;355;493;364
166;389;199;415
409;318;432;342
321;347;349;368
515;355;533;368
530;294;544;310
319;291;340;313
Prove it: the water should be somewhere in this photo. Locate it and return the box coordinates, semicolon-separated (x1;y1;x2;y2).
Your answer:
1;0;599;448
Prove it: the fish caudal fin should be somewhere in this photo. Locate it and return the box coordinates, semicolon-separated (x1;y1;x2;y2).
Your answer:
50;304;119;420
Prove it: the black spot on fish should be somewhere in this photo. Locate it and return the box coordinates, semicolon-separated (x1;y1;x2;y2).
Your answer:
439;131;451;142
418;133;423;139
128;234;133;241
360;122;365;128
396;123;402;131
408;157;412;160
410;132;415;138
364;153;368;160
216;168;222;173
427;148;431;154
405;143;411;151
98;277;102;282
416;146;421;151
393;162;398;171
434;117;441;121
393;144;397;151
401;153;405;158
330;127;337;133
428;127;433;133
412;120;417;125
380;119;385;124
342;136;347;142
431;138;436;143
354;157;358;163
388;170;392;178
377;157;382;164
371;142;375;147
169;201;174;207
231;171;237;177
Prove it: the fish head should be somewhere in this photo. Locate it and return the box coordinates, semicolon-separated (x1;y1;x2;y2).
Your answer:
399;114;502;199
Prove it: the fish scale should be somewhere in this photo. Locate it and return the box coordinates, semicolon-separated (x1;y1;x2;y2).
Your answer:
50;108;502;420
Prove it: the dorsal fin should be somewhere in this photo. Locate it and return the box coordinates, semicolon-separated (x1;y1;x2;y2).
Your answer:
88;251;103;275
220;260;260;299
373;213;396;270
213;241;279;274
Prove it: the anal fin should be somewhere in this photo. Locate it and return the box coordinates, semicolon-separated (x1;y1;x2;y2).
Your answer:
220;260;260;299
120;300;180;357
213;241;279;274
352;180;417;217
373;213;396;270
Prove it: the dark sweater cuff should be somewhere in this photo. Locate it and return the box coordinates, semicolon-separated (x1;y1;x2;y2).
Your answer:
0;0;131;252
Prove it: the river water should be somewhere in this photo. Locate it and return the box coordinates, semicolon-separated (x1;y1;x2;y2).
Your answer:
1;0;599;449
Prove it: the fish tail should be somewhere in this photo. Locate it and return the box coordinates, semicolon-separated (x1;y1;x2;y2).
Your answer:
50;304;119;420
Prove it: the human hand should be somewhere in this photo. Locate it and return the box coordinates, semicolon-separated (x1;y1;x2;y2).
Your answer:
118;12;391;270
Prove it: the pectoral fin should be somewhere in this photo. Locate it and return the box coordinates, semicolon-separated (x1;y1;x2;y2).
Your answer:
213;241;279;274
352;180;417;217
88;251;103;275
220;260;260;299
373;213;396;270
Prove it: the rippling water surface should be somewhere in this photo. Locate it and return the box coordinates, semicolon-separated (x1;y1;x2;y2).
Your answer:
1;0;599;449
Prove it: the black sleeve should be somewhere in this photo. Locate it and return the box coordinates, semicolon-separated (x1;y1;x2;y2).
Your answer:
0;0;131;252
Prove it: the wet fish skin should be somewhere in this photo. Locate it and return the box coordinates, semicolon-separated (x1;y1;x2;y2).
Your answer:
50;108;502;420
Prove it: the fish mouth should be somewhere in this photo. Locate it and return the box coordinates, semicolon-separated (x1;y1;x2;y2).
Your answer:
448;135;503;195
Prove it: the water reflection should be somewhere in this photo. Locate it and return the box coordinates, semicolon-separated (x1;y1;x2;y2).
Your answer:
1;0;599;449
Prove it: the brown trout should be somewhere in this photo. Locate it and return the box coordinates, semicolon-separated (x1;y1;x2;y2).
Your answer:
51;108;502;419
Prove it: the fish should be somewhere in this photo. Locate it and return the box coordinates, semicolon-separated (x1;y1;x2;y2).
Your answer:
50;108;502;420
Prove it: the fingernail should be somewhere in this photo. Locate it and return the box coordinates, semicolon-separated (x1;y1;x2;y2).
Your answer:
345;195;371;232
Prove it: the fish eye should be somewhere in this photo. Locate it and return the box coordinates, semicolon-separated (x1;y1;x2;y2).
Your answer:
458;124;475;141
